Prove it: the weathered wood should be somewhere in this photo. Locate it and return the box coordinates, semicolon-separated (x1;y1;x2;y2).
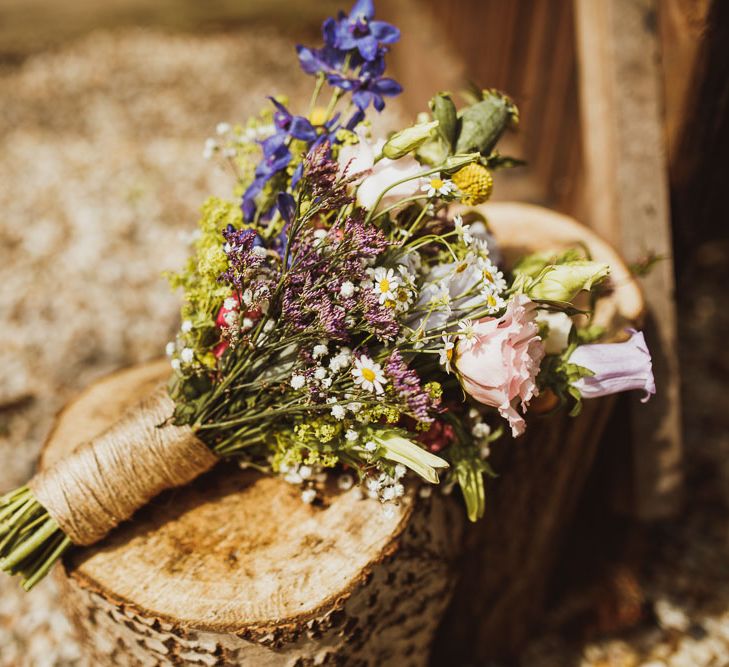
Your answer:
43;204;642;665
43;363;464;666
573;0;683;519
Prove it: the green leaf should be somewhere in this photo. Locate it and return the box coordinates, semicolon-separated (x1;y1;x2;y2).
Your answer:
375;431;449;484
455;458;485;522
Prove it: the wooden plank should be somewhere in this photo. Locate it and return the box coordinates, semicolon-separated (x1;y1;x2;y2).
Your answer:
573;0;683;519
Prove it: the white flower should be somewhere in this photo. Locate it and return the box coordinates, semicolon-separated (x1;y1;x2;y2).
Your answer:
480;284;506;314
439;336;455;373
337;474;354;491
203;138;217;159
299;465;313;480
352;355;387;394
381;486;396;501
394;464;407;479
223;297;238;310
321;378;333;389
372;267;400;305
242;289;253;306
454;214;473;244
422;176;454;198
345;429;359;442
314;367;327;380
216;122;231;135
181;320;193;333
180;348;194;364
338;132;425;211
536;311;573;355
241;317;254;329
301;488;317;504
457;319;477;350
313;344;328;359
165;341;176;357
472;422;491;439
171;358;181;372
347;401;362;413
364;440;378;452
290;374;306;390
252;246;267;258
331;404;346;420
479;256;507;293
340;281;355;298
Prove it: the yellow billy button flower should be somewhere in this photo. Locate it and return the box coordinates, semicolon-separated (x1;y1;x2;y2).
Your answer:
452;163;494;205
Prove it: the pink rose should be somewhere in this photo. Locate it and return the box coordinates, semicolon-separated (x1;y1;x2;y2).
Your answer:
455;295;545;437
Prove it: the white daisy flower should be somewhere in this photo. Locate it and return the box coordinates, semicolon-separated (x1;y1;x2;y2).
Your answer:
481;285;506;314
439;335;455;373
457;319;478;350
352;355;387;394
479;256;507;292
454;214;473;244
372;267;400;305
290;374;306;390
422;176;454;198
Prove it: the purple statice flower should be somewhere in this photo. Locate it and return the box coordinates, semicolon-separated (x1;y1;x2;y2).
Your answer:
219;226;265;291
327;55;402;111
360;287;399;341
341;212;389;256
385;350;438;422
324;0;400;61
569;330;656;402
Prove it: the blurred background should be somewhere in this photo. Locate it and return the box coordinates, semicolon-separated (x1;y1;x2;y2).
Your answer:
0;1;727;665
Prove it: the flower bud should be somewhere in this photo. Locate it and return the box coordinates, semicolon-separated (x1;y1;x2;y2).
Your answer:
519;260;610;303
381;120;439;159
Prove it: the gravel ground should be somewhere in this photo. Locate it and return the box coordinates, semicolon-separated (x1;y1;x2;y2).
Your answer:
0;27;727;667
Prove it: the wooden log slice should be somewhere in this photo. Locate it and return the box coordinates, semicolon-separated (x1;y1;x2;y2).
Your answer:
42;362;465;666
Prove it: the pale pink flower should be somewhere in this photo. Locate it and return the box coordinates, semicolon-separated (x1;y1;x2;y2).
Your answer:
455;295;545;437
338;135;424;211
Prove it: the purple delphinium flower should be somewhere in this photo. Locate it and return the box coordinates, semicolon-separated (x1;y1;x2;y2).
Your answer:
328;56;402;111
325;0;400;61
385;350;439;422
569;330;656;402
296;44;351;76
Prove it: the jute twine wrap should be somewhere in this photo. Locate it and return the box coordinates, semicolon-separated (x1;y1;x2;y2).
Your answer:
29;387;218;546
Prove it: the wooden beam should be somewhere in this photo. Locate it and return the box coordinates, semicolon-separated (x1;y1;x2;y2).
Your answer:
573;0;683;519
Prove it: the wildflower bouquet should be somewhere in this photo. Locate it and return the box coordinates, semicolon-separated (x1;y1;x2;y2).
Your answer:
0;0;655;591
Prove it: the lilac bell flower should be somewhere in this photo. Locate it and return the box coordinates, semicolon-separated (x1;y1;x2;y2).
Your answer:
569;330;656;402
296;44;351;76
324;0;400;61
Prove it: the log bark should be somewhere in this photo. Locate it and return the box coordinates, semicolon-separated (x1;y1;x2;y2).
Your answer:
42;362;464;666
41;203;642;665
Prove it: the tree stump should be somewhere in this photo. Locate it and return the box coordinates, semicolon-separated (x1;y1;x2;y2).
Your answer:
41;203;642;665
42;361;465;666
